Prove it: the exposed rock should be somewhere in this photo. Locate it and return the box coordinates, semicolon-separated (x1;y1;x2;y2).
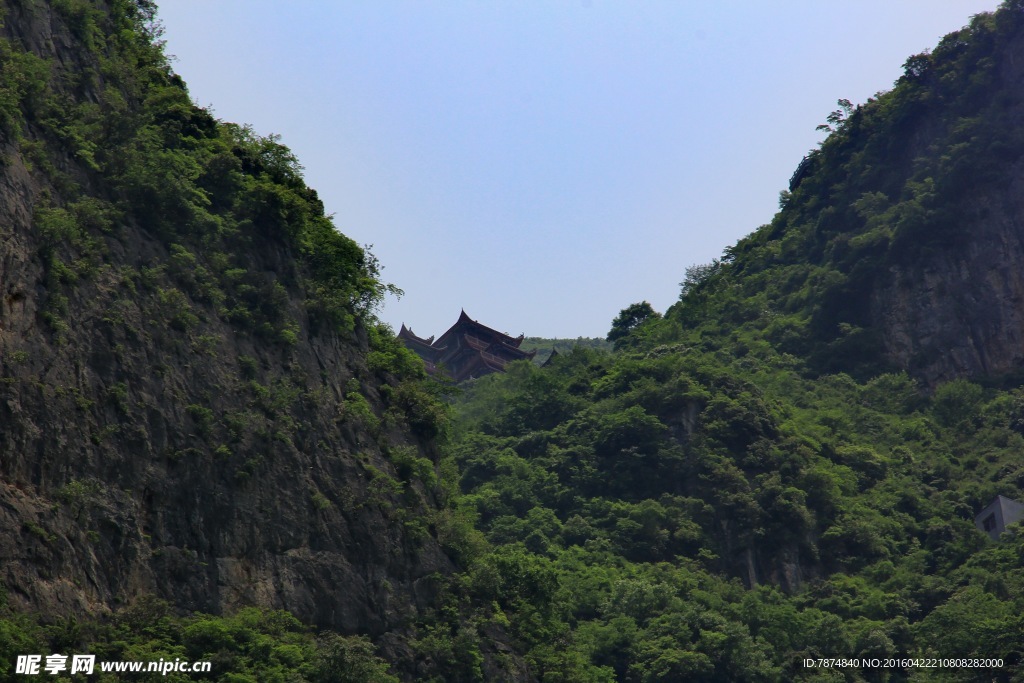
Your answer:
0;4;524;679
872;180;1024;386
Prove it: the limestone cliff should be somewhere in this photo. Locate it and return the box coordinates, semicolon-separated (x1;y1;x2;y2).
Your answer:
870;156;1024;386
721;4;1024;387
867;15;1024;386
0;0;473;673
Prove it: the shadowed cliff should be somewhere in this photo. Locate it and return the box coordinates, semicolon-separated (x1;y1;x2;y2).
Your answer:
0;3;494;677
674;3;1024;387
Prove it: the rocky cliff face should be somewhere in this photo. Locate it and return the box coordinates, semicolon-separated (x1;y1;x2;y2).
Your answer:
867;22;1024;387
0;0;455;654
871;170;1024;386
736;5;1024;388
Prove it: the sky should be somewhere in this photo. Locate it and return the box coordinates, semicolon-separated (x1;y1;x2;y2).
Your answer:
156;1;1000;339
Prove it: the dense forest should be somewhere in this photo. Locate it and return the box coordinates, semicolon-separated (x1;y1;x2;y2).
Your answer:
4;0;1024;682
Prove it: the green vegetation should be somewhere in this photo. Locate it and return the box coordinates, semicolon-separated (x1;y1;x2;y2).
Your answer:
694;3;1024;379
420;4;1024;680
3;0;397;353
7;1;1024;681
606;302;662;350
0;1;455;679
0;597;399;682
440;336;1024;679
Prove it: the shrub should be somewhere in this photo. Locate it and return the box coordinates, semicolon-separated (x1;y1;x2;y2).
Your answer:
932;379;984;427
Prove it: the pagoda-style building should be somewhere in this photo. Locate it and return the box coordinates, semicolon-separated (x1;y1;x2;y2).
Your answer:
398;310;536;382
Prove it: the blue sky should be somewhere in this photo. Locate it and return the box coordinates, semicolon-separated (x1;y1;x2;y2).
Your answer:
157;1;999;339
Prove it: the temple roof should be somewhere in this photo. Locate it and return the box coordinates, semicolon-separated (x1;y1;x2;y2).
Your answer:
398;311;534;381
397;324;435;347
435;309;526;350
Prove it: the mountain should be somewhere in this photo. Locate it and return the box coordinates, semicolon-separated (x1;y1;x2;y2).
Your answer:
7;0;1024;681
442;3;1024;680
0;1;525;679
687;4;1024;386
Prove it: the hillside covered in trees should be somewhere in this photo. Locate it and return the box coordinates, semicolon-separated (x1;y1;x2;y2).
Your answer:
5;1;1024;682
441;3;1024;680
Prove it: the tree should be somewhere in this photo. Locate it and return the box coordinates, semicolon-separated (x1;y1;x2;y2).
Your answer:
902;52;931;80
311;634;399;683
607;302;661;347
679;260;720;298
816;98;854;133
